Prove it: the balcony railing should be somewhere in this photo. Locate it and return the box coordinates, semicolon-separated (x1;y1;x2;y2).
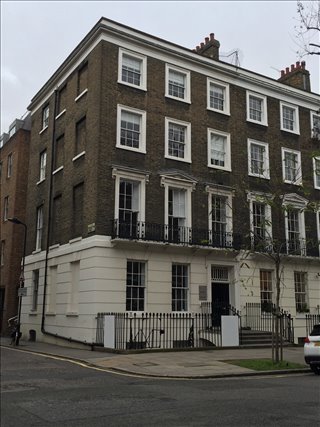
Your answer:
252;237;319;257
111;220;319;256
111;220;242;250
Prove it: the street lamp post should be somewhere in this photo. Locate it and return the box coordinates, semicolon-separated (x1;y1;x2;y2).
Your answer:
8;217;27;346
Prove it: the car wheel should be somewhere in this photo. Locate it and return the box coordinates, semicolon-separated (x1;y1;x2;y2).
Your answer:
310;365;320;375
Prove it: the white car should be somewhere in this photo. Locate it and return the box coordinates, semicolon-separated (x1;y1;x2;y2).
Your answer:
304;324;320;375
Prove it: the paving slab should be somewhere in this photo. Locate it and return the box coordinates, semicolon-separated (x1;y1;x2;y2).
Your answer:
0;337;309;379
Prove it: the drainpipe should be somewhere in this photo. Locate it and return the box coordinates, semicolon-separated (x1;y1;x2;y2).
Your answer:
40;88;95;350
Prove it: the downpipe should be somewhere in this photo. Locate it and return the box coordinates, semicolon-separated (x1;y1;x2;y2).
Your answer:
40;88;96;351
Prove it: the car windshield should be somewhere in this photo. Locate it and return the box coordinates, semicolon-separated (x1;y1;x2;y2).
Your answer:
310;324;320;336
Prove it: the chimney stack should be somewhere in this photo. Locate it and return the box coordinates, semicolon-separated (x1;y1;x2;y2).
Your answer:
194;33;220;60
278;61;311;92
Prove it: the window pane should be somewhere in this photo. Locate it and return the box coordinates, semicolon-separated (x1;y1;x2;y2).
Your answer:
126;261;145;311
283;106;294;130
121;111;141;148
210;134;226;166
260;270;272;311
168;123;185;158
210;84;224;110
249;96;262;121
284;152;298;181
251;143;265;175
212;196;227;242
294;271;308;312
122;54;141;86
253;202;266;240
36;206;43;250
40;151;47;181
172;264;188;311
169;70;185;99
76;117;86;154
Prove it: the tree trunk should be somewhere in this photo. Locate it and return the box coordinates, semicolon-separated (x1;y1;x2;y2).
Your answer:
273;257;282;363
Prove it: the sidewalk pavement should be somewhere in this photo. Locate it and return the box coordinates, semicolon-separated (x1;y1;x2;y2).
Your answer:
0;337;310;379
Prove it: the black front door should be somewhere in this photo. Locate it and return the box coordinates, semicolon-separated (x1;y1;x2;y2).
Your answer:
212;283;229;327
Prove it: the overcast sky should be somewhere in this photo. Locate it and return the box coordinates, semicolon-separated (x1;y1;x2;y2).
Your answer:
1;0;319;135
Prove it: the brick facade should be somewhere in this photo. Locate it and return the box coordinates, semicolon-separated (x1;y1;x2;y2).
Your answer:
14;18;320;344
0;119;30;334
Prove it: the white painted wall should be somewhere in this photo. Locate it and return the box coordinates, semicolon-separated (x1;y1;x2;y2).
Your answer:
20;235;320;344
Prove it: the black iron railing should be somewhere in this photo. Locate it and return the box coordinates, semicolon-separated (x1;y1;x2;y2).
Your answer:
243;303;294;343
306;314;320;336
111;220;319;257
96;312;222;350
112;220;241;249
201;302;242;342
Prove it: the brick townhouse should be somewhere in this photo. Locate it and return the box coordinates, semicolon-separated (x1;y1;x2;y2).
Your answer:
0;115;31;334
19;17;320;346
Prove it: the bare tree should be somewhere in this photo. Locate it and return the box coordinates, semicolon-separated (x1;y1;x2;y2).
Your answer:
237;155;319;363
295;1;320;56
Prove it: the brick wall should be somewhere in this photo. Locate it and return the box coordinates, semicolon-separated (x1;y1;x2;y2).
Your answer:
24;38;319;255
0;129;30;334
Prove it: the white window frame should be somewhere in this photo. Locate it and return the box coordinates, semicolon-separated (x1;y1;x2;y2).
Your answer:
207;128;231;171
283;194;307;256
207;78;230;115
310;111;320;138
161;176;195;234
313;156;320;190
42;105;49;130
39;151;47;183
247;192;273;247
3;196;9;221
281;148;302;185
165;64;191;103
207;186;233;245
31;269;39;311
248;139;270;179
280;102;300;134
7;153;13;178
113;168;147;225
246;91;268;126
118;48;147;91
36;206;43;251
260;270;273;311
116;105;146;154
294;271;308;313
0;240;4;266
165;117;191;163
171;263;189;312
126;260;146;312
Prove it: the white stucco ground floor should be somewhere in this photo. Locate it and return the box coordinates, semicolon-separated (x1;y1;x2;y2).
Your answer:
20;235;320;346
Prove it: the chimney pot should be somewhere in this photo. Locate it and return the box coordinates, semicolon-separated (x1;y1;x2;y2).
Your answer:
281;70;285;77
296;61;300;68
210;33;215;40
205;37;209;44
291;64;295;71
301;60;306;69
200;42;205;48
286;67;289;74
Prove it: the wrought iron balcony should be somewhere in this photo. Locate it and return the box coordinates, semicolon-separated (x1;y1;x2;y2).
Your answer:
111;221;319;257
252;237;319;257
111;220;242;250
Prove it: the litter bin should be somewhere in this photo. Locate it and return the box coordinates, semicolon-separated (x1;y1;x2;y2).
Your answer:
29;329;36;342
